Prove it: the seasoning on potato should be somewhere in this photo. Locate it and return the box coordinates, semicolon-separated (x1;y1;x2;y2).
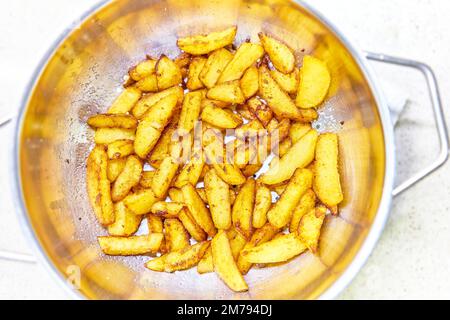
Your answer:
86;25;343;293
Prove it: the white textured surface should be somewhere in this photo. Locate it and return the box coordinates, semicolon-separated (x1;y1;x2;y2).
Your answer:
0;0;449;299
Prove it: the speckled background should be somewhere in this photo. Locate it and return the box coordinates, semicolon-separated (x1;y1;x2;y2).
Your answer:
0;0;449;299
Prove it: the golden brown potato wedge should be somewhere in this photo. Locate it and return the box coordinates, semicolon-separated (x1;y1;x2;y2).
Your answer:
247;97;273;127
146;241;209;272
232;178;255;239
107;139;134;159
129;59;157;81
290;122;311;143
178;208;208;242
156;55;183;90
135;74;158;92
134;94;178;158
107;201;142;237
212;230;248;292
277;138;292;157
107;87;142;114
107;158;126;182
149;125;177;168
197;246;213;274
87;146;115;225
313;133;343;208
237;223;278;274
139;171;156;188
270;68;299;94
177;26;237;55
187;57;207;90
201;104;243;128
88;114;138;129
298;206;326;253
259;66;302;121
229;232;247;260
173;152;205;188
196;188;208;203
123;188;161;215
240;66;259;99
241;233;307;264
261;129;318;185
111;155;143;202
147;214;164;233
178;90;203;134
94;128;135;144
200;48;234;88
164;218;190;252
151;156;179;198
252;183;272;228
267;168;313;228
181;183;216;237
132;86;183;119
204;169;231;230
296;55;331;109
98;234;163;256
259;33;295;74
207;81;246;104
290;189;316;233
151;201;184;218
218;42;265;83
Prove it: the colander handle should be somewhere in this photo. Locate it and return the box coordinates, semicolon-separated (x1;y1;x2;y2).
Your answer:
0;115;36;263
365;52;449;196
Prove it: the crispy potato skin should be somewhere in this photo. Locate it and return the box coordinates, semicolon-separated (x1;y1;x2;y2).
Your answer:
151;156;179;198
207;81;246;104
212;230;248;292
164;218;191;252
197;246;214;274
204;169;232;230
107;158;126;182
132;86;183;119
240;66;259;99
201;104;243;128
259;33;295;74
107;139;135;159
232;178;256;239
178;91;203;134
94;128;135;144
108;201;142;237
187;57;207;90
200;48;234;88
298;206;326;253
178;208;208;242
252;183;272;229
88;114;138;129
107;87;142;114
177;26;237;55
313;133;343;208
289;189;316;233
98;234;163;256
156;55;183;90
123;188;161;215
111;155;143;202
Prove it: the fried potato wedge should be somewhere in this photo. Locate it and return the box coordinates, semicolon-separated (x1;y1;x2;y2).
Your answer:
267;168;313;228
177;26;237;55
139;170;155;188
132;86;183;119
178;90;203;134
107;139;134;159
259;66;302;121
94;128;136;144
87;146;115;225
145;256;166;272
237;223;278;274
178;208;208;242
211;230;248;292
174;152;205;188
147;241;209;272
129;59;157;81
134;94;178;158
135;74;158;92
241;233;307;264
107;201;142;237
164;218;190;252
151;156;179;198
123;188;161;215
186;57;207;90
156;55;183;90
240;66;259;99
181;183;216;237
204;169;231;230
107;87;142;114
289;189;316;233
261;129;318;185
296;55;331;109
107;158;126;182
98;234;163;256
229;232;247;260
201;104;243;128
149;124;177;168
270;68;299;94
197;246;213;274
200;48;234;88
218;42;265;83
247;97;273;127
151;201;184;218
111;155;143;202
290;122;311;143
298;206;326;253
88;114;138;129
252;183;272;228
277;138;292;157
207;81;245;104
232;178;255;239
313;133;343;208
147;214;167;254
196;188;208;203
259;33;295;74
